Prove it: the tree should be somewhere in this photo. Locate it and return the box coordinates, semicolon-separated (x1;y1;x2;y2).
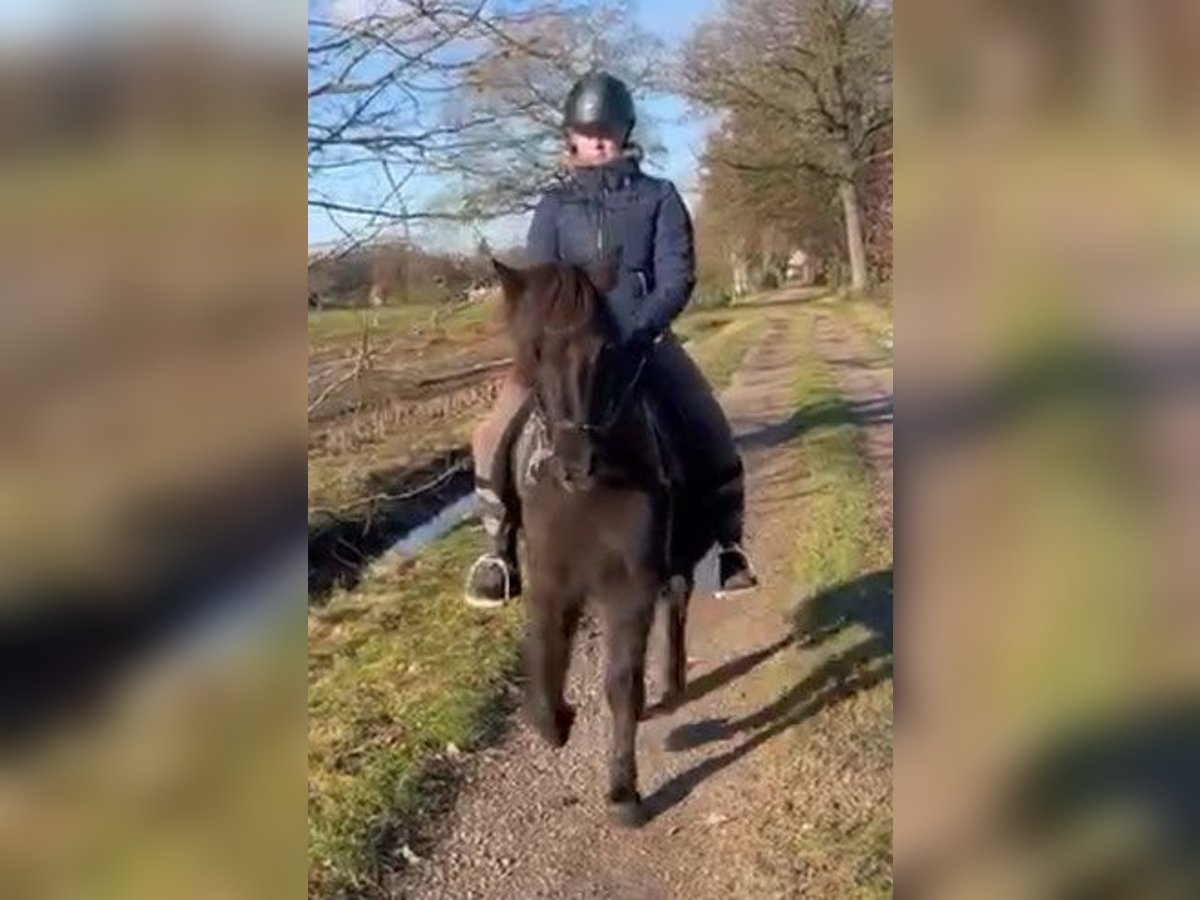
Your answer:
310;1;491;249
860;128;891;291
308;1;662;251
681;0;892;292
693;109;842;297
435;0;664;219
307;240;482;307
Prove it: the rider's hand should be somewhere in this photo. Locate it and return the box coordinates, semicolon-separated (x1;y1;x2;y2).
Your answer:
625;326;657;355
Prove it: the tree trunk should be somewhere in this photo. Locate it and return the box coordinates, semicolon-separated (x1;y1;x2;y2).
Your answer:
839;179;869;293
730;251;751;297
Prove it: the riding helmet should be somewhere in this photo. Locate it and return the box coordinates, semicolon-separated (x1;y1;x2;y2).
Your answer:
563;71;636;143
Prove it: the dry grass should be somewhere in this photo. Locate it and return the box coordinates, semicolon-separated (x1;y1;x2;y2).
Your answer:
308;302;493;358
306;305;763;521
308;382;495;518
307;301;507;519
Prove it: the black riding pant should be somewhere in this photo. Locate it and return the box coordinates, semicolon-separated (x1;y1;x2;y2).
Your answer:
643;334;746;545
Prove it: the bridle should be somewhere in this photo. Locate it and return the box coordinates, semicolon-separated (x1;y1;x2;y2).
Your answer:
532;345;650;442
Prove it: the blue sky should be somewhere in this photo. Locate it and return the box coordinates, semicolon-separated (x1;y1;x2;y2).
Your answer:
308;0;722;251
0;0;295;49
632;0;721;195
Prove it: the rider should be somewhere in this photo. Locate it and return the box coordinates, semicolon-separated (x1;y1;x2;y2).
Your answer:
464;70;757;608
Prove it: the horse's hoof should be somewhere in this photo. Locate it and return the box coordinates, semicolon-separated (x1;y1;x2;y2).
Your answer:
554;704;576;746
660;687;685;713
609;799;646;829
528;703;575;748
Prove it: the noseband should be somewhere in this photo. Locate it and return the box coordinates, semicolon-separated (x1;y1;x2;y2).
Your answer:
532;347;650;443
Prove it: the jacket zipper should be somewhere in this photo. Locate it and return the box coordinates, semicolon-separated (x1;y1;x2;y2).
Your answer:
595;183;609;259
595;205;604;258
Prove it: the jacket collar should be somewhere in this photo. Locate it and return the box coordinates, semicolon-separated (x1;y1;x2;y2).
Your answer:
569;152;642;196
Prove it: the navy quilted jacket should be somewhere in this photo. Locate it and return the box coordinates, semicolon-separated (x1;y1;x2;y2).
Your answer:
525;155;696;342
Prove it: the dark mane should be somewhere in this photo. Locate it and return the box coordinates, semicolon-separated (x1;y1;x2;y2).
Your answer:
508;264;610;382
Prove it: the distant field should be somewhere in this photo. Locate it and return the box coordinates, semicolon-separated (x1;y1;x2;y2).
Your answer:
307;302;764;524
308;300;508;518
309;302;743;352
308;302;495;357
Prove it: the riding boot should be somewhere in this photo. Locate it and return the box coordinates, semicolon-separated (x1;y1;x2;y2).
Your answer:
711;461;759;597
463;477;523;608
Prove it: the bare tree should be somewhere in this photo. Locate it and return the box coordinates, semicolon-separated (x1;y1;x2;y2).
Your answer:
309;1;551;250
308;1;661;251
681;0;891;292
431;0;665;219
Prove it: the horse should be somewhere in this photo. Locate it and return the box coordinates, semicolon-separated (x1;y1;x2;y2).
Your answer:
491;258;716;827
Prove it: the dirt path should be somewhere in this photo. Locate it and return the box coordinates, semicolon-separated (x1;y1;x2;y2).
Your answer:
813;308;894;516
397;302;892;898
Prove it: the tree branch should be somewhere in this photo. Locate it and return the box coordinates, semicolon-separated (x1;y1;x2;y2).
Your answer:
308;199;477;221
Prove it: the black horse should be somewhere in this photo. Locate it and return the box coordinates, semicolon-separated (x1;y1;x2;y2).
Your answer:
492;259;715;826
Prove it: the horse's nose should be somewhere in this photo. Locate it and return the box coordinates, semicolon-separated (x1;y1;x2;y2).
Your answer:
558;455;593;486
554;427;594;479
561;470;594;493
555;443;595;492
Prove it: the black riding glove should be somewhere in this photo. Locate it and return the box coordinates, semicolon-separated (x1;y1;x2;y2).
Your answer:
625;326;658;356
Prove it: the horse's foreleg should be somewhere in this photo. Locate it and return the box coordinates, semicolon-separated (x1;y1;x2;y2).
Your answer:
524;591;579;748
603;588;654;826
661;575;690;710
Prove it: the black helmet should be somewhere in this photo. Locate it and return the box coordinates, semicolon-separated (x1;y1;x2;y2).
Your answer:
563;71;635;143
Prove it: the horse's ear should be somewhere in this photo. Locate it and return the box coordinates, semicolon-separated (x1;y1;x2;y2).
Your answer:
491;258;525;302
582;257;618;293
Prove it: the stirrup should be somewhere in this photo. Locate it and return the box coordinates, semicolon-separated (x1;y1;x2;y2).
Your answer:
463;553;517;609
715;542;759;600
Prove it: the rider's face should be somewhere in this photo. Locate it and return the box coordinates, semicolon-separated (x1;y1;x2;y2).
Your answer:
567;129;621;167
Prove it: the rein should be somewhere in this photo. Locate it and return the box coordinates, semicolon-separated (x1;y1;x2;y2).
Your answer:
582;349;650;437
532;347;650;441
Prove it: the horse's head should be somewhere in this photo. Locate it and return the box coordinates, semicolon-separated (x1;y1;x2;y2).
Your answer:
493;258;637;492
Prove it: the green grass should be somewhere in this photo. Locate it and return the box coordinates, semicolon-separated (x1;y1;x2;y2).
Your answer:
310;295;761;355
687;315;771;389
308;526;523;898
852;298;893;339
790;321;882;593
843;297;894;363
796;812;894;900
672;310;735;344
784;311;892;898
308;302;492;351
